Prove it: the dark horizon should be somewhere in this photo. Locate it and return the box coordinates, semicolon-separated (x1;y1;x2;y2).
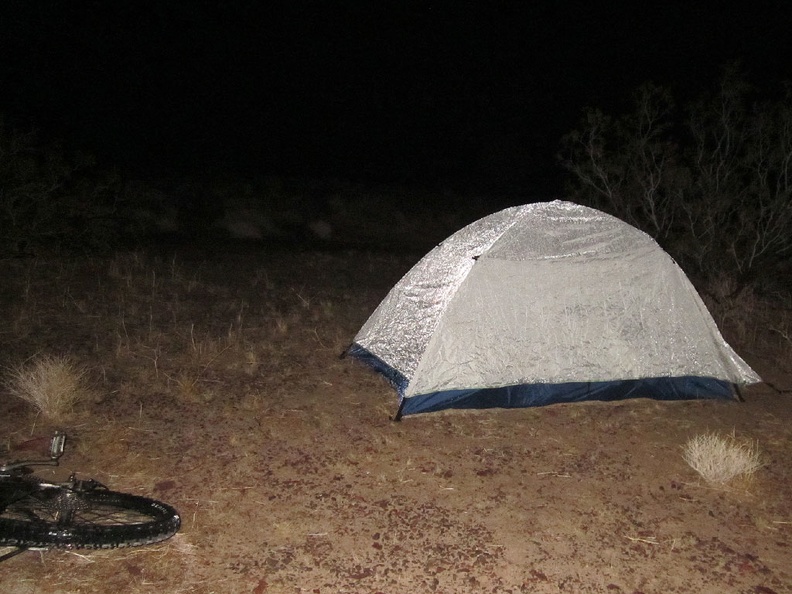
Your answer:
2;1;791;196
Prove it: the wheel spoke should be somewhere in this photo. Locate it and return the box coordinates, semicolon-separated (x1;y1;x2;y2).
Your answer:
1;485;180;549
4;494;160;526
70;504;157;526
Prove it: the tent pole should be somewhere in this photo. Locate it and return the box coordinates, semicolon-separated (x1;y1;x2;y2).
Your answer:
393;398;406;422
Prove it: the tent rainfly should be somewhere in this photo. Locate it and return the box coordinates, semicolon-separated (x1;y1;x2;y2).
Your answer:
346;200;760;419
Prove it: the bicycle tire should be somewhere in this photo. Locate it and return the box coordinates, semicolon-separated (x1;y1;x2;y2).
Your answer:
0;483;180;550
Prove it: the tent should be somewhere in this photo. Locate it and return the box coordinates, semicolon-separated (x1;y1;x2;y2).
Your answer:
346;200;760;419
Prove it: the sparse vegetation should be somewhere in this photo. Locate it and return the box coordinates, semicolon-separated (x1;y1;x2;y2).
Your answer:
683;431;764;486
559;65;792;300
4;354;90;421
0;241;790;591
0;117;161;254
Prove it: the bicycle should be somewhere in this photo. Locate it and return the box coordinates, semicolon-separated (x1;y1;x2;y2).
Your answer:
0;431;181;562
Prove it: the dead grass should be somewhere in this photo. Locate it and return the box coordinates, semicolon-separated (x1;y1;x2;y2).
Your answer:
1;248;790;592
683;431;764;486
3;354;91;421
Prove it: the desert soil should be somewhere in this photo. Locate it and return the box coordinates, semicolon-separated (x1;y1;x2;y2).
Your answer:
0;243;790;594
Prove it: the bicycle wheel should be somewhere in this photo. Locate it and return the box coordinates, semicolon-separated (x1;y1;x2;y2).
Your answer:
0;482;180;550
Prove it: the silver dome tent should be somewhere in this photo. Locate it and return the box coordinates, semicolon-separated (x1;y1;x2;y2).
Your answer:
346;201;760;419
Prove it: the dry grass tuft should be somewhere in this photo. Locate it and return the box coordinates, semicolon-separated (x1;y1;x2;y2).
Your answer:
683;431;763;486
4;354;91;421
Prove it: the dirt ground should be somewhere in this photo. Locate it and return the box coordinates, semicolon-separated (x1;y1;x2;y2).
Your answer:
0;244;790;594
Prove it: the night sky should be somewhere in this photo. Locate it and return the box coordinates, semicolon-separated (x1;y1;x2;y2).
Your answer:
2;1;791;195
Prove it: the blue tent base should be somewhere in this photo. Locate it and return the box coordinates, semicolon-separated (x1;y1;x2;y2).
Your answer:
346;343;738;420
400;376;736;418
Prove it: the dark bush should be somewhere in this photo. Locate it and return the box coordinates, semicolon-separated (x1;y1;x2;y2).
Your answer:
559;66;792;301
0;119;144;255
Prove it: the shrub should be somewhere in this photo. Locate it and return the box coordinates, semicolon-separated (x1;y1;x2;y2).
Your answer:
4;355;91;421
0;117;143;254
683;431;763;486
559;65;792;300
